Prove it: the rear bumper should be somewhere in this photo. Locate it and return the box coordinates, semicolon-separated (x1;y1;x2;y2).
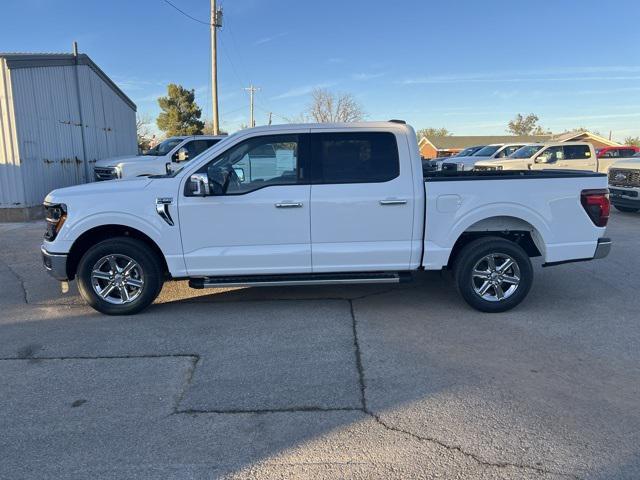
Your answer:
543;237;611;267
593;237;612;259
41;245;69;281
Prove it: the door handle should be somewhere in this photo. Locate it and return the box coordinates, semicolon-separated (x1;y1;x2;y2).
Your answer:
379;199;407;206
275;202;303;208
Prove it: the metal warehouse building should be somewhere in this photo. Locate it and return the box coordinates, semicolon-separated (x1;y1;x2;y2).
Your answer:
0;52;137;221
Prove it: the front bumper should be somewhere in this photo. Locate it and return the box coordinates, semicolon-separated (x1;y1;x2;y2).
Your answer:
41;245;69;281
609;187;640;209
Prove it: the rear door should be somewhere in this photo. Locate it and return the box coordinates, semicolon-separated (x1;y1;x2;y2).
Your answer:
309;131;415;272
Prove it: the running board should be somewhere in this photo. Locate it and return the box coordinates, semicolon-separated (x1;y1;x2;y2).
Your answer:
189;272;412;289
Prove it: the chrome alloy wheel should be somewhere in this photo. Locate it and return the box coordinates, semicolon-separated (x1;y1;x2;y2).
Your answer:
471;253;521;302
90;254;144;305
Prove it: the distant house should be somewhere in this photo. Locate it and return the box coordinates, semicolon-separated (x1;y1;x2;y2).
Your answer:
550;131;621;149
418;135;552;159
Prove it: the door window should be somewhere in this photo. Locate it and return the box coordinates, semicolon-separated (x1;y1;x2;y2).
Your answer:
198;135;300;195
311;132;399;184
183;139;220;160
537;146;564;163
497;145;522;158
563;145;591;160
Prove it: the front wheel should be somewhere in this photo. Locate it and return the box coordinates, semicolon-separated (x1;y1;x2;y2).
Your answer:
613;205;639;213
76;237;164;315
454;237;533;313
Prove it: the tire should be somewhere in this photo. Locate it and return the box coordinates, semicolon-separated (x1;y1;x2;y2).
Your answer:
76;237;164;315
614;205;639;213
453;237;533;313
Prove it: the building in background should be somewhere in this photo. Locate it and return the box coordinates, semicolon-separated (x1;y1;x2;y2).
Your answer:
550;130;621;150
0;52;136;221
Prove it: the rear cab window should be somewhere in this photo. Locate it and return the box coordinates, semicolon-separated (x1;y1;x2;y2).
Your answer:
563;145;591;160
310;132;399;184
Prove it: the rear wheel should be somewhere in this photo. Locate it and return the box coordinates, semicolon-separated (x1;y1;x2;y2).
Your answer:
454;237;533;313
77;237;164;315
613;205;639;213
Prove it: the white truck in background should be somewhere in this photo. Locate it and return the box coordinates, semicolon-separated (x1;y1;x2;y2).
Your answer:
41;122;611;315
474;142;618;173
94;135;226;180
608;155;640;213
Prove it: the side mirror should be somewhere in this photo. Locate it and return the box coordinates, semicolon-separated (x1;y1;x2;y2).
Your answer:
535;154;553;164
175;147;189;162
188;173;210;196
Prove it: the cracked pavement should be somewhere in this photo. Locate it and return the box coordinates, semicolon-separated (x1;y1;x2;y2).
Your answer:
0;213;639;479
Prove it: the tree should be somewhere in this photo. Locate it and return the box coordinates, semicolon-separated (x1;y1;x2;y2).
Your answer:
136;114;153;151
306;88;364;123
416;128;451;141
156;84;204;136
507;113;550;135
202;120;227;135
624;136;640;147
572;126;602;136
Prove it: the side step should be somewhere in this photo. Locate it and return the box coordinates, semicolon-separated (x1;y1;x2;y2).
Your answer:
189;271;412;289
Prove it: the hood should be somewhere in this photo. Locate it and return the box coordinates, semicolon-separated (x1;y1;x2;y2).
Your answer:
611;159;640;170
45;178;153;204
95;155;156;168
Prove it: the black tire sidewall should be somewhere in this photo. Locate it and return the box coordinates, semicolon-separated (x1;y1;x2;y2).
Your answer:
454;237;533;313
77;237;163;315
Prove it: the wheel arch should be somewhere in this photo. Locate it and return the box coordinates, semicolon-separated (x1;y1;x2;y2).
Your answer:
66;224;169;280
446;215;545;268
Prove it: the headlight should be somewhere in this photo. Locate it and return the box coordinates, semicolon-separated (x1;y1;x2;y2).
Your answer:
44;203;67;241
496;165;503;170
114;165;123;178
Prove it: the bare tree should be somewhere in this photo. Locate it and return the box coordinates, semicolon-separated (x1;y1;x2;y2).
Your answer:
507;113;550;135
624;136;640;147
136;114;153;151
306;88;365;123
416;128;451;141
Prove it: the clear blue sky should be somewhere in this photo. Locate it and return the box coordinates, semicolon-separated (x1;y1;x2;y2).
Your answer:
2;0;640;140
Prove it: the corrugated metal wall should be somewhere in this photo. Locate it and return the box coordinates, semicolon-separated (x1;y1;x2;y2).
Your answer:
1;62;136;208
0;59;26;207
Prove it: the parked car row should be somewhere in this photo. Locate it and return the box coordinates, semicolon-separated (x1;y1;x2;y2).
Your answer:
94;135;227;180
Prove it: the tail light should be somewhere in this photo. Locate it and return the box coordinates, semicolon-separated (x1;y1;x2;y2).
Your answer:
581;189;610;227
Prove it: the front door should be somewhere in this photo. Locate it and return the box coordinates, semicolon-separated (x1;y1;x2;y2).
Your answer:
309;131;415;273
179;134;311;276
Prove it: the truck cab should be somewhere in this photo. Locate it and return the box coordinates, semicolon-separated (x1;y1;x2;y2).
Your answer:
94;135;226;180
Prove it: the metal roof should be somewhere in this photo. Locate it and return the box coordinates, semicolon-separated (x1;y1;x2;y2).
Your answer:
0;52;136;111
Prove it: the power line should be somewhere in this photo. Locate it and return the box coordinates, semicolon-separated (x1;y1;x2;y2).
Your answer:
161;0;209;25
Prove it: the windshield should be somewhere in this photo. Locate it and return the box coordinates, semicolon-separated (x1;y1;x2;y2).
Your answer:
456;146;481;157
145;138;183;156
510;145;543;159
473;145;501;156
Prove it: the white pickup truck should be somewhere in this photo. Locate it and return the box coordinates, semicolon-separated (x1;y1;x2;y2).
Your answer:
474;142;617;173
41;122;612;315
94;135;225;180
608;155;640;212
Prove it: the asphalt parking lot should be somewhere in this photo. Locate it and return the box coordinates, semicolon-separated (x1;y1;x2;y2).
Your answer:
0;211;638;479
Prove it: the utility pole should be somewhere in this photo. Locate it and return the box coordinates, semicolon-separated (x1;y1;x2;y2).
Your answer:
210;0;223;135
244;85;260;127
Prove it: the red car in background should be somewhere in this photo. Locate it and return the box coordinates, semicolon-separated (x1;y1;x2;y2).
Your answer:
597;145;640;158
